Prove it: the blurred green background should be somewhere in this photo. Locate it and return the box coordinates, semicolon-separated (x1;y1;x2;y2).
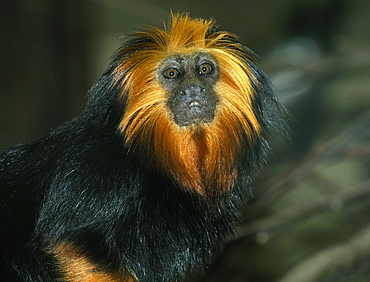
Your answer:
1;0;369;281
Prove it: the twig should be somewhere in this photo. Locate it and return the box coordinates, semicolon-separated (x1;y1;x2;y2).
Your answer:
278;224;370;282
231;179;370;242
248;110;370;218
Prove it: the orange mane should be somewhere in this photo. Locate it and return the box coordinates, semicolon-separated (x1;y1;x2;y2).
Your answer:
114;14;261;196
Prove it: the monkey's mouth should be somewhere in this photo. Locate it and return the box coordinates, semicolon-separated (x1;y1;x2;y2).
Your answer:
188;101;203;115
174;99;215;126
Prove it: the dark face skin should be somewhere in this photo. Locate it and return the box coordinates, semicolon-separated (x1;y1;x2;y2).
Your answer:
158;52;219;126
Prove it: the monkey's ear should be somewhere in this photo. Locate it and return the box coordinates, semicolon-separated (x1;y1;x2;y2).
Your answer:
243;53;290;139
84;68;127;130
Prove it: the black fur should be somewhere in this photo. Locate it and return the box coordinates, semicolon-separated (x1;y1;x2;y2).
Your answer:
0;37;286;281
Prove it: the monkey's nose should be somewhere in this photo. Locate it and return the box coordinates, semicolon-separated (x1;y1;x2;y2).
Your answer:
180;86;205;98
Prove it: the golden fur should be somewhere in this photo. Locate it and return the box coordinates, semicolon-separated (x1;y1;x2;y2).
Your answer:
114;14;261;195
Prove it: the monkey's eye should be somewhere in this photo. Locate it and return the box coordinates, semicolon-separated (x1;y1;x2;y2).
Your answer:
199;63;213;75
163;68;180;79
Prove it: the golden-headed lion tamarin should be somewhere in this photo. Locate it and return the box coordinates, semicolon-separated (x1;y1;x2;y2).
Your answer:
0;14;287;281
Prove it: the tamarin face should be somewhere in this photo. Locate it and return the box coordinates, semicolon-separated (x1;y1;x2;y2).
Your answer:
113;14;273;196
159;52;219;126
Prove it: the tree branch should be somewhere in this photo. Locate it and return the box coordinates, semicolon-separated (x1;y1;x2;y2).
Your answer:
231;180;370;242
278;224;370;282
247;110;370;218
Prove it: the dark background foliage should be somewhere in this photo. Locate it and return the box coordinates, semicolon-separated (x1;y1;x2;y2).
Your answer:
1;0;369;281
